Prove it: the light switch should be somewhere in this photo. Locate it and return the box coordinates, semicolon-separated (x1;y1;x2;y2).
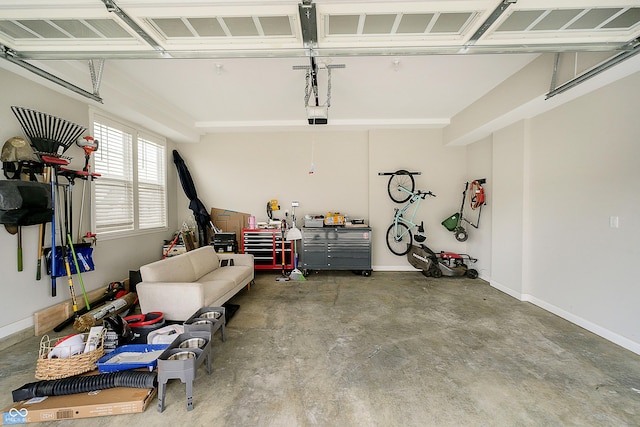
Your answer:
609;216;619;228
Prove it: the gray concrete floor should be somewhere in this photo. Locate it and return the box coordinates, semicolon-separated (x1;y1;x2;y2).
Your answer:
1;271;640;426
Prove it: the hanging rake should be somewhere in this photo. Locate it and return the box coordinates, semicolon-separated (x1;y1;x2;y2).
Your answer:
11;106;86;158
10;105;85;295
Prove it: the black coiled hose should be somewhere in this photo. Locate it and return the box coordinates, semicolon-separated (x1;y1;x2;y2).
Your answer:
12;371;157;402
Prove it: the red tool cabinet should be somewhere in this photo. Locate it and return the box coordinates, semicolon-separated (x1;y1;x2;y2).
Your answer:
241;228;294;270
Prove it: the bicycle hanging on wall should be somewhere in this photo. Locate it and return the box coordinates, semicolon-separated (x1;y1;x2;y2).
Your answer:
379;170;436;256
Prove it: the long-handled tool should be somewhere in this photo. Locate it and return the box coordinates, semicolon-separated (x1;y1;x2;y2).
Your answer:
56;179;80;318
53;281;125;332
36;166;51;280
58;168;90;309
17;226;22;271
68;234;90;310
276;219;290;282
42;156;69;297
76;136;98;243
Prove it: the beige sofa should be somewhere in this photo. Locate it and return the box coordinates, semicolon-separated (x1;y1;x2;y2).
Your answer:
136;246;254;321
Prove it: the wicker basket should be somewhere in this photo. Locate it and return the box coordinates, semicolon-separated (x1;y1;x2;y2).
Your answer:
35;333;104;380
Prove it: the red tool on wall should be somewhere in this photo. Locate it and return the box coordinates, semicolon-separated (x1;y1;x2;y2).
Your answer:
441;178;487;242
76;136;100;244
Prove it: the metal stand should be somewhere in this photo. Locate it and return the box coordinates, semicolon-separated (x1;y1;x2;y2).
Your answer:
157;307;226;412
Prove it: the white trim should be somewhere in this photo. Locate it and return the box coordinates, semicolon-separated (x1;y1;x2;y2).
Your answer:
0;317;33;341
490;280;640;356
490;279;523;300
372;265;421;272
195;118;449;132
525;295;640;356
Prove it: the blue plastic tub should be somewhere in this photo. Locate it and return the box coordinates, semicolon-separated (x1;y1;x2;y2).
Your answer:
96;344;169;373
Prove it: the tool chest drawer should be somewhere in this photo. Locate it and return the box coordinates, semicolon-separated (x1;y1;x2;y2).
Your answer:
241;229;294;270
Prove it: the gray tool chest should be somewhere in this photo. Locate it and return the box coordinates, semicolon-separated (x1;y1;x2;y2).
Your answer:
301;226;372;276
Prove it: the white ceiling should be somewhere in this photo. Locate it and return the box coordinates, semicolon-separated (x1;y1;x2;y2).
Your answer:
0;1;639;142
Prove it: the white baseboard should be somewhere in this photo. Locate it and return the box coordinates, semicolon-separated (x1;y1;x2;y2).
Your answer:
490;280;640;356
489;279;523;300
372;265;419;272
525;295;640;356
0;317;33;341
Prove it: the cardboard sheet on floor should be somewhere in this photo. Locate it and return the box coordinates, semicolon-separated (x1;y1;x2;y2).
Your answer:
1;386;156;424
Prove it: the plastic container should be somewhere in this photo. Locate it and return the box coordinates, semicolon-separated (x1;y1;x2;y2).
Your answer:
96;344;168;373
123;312;166;344
147;324;184;345
441;213;460;231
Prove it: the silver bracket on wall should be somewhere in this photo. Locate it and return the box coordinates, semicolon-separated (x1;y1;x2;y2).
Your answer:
89;59;105;97
549;53;562;93
546;37;640;99
298;0;318;49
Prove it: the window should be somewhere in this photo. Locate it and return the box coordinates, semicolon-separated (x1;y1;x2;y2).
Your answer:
92;113;167;237
137;134;167;229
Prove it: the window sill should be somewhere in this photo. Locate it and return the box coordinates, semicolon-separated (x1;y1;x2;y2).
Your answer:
96;226;170;242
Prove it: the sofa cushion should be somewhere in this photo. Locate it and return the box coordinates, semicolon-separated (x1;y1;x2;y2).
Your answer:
201;265;253;287
188;246;220;280
140;252;196;282
201;279;237;306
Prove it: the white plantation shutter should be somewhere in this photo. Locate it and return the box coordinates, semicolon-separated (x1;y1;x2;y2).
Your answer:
93;120;134;234
92;114;167;236
138;135;166;229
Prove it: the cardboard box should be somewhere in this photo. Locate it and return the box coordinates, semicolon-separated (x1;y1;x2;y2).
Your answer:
162;244;186;257
1;386;156;424
210;207;251;238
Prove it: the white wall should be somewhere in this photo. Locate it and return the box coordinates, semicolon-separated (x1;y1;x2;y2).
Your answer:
465;136;492;279
368;129;468;269
177;131;370;224
0;68;177;340
526;71;640;352
491;121;526;298
487;71;640;354
175;128;472;270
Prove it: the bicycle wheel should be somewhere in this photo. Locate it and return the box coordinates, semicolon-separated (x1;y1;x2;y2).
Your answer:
387;170;415;203
386;222;413;256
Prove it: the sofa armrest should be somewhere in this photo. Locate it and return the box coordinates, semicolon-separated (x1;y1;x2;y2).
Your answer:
136;281;205;321
217;253;254;267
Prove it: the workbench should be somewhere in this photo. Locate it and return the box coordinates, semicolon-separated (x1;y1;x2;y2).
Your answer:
300;226;372;276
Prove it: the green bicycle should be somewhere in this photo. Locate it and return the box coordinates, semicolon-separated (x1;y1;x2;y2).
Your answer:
385;170;436;256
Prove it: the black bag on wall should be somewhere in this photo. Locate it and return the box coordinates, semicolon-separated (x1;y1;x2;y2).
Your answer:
0;180;51;226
